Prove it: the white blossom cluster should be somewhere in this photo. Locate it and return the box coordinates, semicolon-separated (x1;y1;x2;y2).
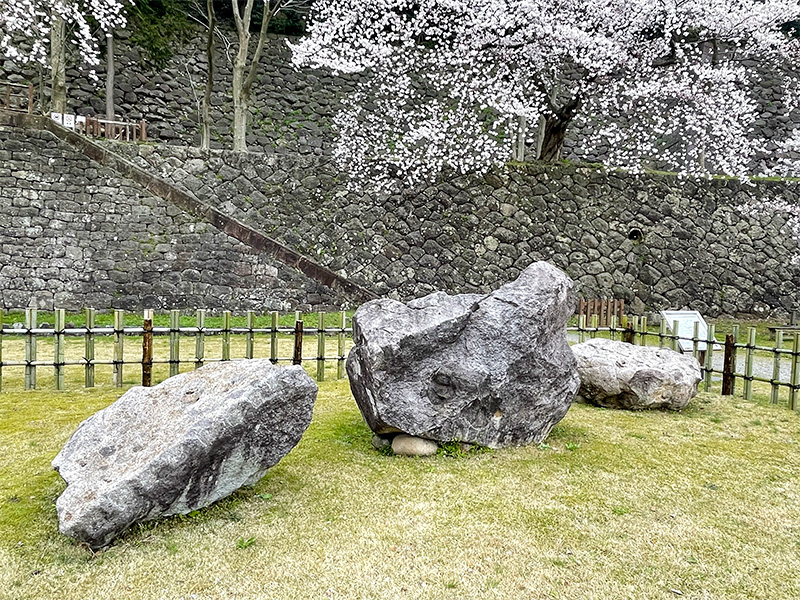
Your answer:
1;0;127;73
291;0;800;188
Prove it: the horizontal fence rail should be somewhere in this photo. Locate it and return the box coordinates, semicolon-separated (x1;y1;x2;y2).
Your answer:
1;308;799;411
0;308;352;392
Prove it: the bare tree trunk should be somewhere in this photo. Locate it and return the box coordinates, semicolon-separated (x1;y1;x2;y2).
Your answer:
231;36;250;152
106;31;115;122
201;0;216;151
231;0;283;152
50;16;67;113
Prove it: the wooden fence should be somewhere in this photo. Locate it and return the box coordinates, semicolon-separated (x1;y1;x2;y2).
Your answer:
576;298;625;328
83;116;147;142
0;82;34;114
0;308;350;391
1;308;799;412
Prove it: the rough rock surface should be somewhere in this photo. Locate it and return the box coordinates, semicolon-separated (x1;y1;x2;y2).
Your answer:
572;338;701;410
52;360;317;548
347;261;580;448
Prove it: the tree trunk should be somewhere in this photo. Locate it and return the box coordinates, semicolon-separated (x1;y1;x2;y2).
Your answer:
231;23;250;153
106;31;115;122
539;115;570;162
539;95;581;162
50;16;67;113
201;0;216;151
232;58;249;152
535;114;546;160
512;115;527;162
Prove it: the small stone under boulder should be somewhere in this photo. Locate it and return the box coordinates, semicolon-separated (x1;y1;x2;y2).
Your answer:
572;338;701;410
52;360;317;549
347;261;580;448
391;435;438;457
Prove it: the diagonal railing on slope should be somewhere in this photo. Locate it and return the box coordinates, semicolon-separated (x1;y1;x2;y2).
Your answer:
0;110;378;304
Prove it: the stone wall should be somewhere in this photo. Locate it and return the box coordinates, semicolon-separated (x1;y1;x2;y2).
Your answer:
3;118;799;317
0;125;337;311
111;143;800;318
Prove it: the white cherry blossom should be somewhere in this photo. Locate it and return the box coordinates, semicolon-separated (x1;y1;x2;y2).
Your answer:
292;0;800;189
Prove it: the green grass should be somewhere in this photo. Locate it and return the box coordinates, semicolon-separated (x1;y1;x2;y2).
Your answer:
2;376;800;599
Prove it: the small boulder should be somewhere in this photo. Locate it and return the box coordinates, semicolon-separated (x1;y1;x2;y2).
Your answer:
391;435;438;457
347;261;579;448
52;360;317;548
371;434;392;451
572;338;701;410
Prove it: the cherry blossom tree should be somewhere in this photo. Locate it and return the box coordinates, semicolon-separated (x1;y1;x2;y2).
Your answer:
292;0;800;188
0;0;127;112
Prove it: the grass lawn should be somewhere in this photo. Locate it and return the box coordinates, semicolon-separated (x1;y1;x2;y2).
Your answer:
2;372;800;600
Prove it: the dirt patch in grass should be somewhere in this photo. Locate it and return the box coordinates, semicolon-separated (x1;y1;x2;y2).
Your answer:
2;380;800;599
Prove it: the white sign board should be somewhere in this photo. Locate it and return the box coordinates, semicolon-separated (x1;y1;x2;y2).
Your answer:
50;112;63;125
660;310;712;352
63;114;75;129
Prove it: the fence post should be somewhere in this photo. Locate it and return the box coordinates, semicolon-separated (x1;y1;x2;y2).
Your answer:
337;310;346;379
578;314;587;343
24;307;37;390
54;308;65;390
659;320;667;348
169;309;180;377
0;308;4;392
113;309;124;387
692;322;700;360
609;315;617;341
222;310;231;361
639;316;648;346
195;309;205;369
270;312;279;364
622;319;635;344
293;320;304;366
245;310;255;360
744;327;756;402
142;309;153;387
791;333;800;411
704;324;715;392
85;308;95;387
671;319;680;352
316;311;326;381
722;334;736;396
771;331;783;405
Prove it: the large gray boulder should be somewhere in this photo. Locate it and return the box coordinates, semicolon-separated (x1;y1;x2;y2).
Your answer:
52;360;317;548
347;261;579;448
572;338;701;410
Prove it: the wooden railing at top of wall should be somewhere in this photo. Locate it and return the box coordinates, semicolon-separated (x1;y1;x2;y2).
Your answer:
83;116;147;142
0;82;34;114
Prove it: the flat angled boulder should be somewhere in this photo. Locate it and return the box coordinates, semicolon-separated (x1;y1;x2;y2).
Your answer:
347;261;580;448
52;360;316;548
572;338;701;410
